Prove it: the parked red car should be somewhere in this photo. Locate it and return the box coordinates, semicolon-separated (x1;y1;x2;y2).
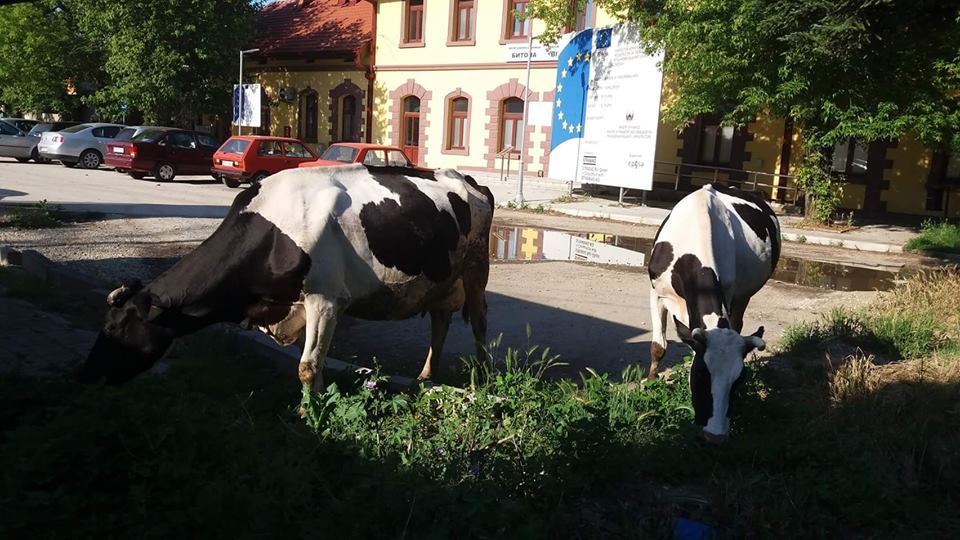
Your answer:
105;128;221;181
298;143;414;169
212;136;318;188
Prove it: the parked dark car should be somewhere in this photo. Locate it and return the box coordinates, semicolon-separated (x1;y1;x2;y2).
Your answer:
104;128;221;181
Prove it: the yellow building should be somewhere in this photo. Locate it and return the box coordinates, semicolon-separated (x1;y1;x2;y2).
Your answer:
252;0;960;218
247;0;376;151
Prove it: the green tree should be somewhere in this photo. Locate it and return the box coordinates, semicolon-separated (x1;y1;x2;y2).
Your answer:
0;1;104;118
528;0;960;221
77;0;259;125
0;0;259;125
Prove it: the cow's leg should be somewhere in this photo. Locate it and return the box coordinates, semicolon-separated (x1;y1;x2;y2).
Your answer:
464;267;489;363
419;309;452;380
648;288;669;381
298;296;340;393
729;296;750;334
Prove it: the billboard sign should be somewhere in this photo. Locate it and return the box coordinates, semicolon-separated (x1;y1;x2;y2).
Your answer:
547;23;664;191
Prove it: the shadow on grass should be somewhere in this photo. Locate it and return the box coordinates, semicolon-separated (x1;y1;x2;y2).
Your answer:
1;326;958;538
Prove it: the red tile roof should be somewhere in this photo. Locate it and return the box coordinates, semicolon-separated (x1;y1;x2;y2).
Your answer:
255;0;373;57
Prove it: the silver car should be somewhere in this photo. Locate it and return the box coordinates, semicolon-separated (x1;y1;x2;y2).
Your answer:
0;119;33;162
37;122;125;168
1;117;38;133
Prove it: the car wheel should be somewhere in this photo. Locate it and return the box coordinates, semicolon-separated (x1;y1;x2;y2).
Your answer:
154;162;176;182
251;171;270;186
15;157;29;163
221;176;241;188
129;171;146;180
31;148;49;164
62;161;78;168
79;149;102;169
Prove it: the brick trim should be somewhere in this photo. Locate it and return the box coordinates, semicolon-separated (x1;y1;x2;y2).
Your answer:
389;79;432;166
440;88;473;156
329;79;364;143
483;78;539;169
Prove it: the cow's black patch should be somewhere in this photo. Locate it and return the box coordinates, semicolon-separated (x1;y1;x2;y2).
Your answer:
732;203;781;269
690;354;713;426
365;165;438;181
652;210;671;243
465;174;496;209
711;183;781;270
648;241;674;281
670;253;726;329
360;173;462;282
448;192;471;237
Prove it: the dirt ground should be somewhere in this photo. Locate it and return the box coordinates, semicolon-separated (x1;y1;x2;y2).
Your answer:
2;208;895;381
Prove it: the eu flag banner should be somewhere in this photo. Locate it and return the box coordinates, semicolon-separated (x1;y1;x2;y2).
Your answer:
548;30;592;179
547;23;664;191
233;84;262;128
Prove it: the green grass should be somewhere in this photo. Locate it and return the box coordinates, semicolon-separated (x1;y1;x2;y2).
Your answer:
0;200;63;229
905;219;960;254
2;274;959;537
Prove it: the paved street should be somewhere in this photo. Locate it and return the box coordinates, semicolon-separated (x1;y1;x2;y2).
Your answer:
0;159;571;218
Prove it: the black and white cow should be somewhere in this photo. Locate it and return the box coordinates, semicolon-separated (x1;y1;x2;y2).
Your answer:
79;164;495;390
647;183;780;443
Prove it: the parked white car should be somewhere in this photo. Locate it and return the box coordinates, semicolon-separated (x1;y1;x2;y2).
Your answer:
37;122;125;168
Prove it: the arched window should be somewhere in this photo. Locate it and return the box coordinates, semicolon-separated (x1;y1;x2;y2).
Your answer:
499;97;524;152
341;95;357;142
402;96;421;164
447;97;468;150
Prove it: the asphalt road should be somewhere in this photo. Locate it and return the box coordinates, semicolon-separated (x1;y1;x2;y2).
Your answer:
0;158;239;218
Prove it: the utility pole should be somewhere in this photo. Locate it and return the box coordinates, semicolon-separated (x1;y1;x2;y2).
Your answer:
238;48;260;136
516;31;534;206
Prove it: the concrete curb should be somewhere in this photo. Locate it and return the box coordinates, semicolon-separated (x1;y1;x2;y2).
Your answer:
544;205;906;254
0;246;419;390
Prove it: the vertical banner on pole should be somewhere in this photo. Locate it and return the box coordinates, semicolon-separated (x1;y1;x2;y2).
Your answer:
232;84;262;128
547;23;664;191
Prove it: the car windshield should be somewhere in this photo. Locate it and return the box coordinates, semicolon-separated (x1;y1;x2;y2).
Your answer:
131;128;168;142
60;124;91;134
321;145;359;163
10;120;35;132
114;128;137;140
218;139;250;155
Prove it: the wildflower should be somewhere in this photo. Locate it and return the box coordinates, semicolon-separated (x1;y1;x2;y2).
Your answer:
436;447;445;455
469;463;480;476
365;380;377;390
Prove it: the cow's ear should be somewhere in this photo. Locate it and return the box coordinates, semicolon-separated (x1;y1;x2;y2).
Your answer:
744;327;766;354
691;328;708;345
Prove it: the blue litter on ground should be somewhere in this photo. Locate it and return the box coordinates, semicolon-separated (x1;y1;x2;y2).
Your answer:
673;517;717;540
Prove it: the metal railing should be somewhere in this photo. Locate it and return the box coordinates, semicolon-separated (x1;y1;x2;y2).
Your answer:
652;160;804;204
497;146;515;183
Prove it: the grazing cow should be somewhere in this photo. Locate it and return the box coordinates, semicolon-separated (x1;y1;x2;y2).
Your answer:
647;183;780;443
79;164;495;390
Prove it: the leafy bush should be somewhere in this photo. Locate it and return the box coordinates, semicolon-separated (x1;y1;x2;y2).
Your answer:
794;154;842;224
905;219;960;254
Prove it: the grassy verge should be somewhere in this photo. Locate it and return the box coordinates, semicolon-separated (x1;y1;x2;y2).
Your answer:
2;274;959;537
905;219;960;255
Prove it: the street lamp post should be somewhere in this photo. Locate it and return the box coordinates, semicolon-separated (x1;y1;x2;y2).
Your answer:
516;32;533;206
238;48;260;136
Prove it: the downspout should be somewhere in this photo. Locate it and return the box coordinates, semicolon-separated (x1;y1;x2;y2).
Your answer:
357;0;377;143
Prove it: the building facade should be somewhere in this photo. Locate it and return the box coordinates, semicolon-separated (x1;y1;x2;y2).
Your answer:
252;0;960;218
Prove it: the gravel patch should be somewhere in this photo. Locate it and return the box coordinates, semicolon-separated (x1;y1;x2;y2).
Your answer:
1;216;220;284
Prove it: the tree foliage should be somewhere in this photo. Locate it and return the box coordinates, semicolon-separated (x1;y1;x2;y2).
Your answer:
0;0;259;125
529;0;960;150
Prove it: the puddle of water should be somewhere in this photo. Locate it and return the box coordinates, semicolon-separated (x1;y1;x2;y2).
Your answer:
489;225;906;292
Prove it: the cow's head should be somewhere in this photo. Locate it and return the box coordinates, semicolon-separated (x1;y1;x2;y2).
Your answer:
678;321;765;444
78;280;174;385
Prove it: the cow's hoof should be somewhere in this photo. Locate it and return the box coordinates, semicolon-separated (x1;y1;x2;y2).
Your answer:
701;430;728;446
298;363;315;387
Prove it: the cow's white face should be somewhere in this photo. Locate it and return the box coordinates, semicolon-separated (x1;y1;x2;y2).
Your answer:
689;327;765;442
